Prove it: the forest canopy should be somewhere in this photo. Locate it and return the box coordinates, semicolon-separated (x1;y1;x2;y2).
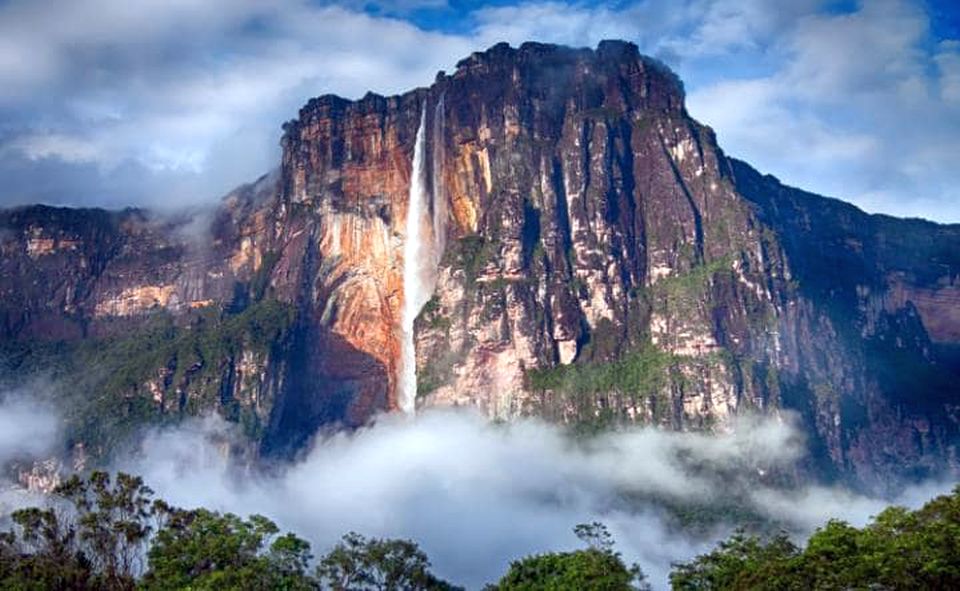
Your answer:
1;472;958;590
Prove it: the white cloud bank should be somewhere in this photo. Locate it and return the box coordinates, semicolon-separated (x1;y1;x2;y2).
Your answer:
113;410;951;589
0;0;473;209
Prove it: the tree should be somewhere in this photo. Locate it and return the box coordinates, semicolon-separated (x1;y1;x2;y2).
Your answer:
0;471;317;590
141;509;315;590
57;470;159;587
0;470;160;590
668;529;800;591
315;531;461;591
575;522;616;552
669;485;960;590
0;506;93;590
492;523;650;590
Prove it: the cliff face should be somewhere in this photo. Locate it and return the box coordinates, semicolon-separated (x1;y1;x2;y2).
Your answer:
1;41;958;490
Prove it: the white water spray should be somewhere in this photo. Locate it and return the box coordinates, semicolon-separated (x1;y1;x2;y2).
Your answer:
400;106;430;414
400;98;449;414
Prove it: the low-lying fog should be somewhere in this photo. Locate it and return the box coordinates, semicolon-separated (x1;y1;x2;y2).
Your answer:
0;394;952;589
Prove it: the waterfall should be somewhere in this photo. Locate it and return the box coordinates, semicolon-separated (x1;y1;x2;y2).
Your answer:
400;98;448;414
400;106;429;414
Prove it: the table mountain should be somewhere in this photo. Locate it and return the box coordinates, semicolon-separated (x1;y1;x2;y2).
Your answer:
2;41;958;492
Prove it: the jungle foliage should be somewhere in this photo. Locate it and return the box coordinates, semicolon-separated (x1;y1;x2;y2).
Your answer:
3;472;959;590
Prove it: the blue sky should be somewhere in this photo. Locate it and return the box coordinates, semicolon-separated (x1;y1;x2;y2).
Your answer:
0;0;957;221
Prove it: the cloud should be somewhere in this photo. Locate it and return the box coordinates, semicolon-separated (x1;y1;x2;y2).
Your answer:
748;479;951;533
114;409;950;589
0;391;60;466
686;0;960;221
0;389;62;515
665;0;821;58
937;40;960;103
0;0;956;221
4;133;103;164
470;2;644;49
0;0;472;207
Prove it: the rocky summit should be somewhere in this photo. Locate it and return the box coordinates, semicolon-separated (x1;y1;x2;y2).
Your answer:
1;41;958;492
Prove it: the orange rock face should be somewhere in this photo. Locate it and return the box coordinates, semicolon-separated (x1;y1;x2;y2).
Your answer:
276;83;506;411
281;94;426;410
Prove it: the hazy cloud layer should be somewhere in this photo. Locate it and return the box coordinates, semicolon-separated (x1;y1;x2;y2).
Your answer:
116;410;950;589
0;390;60;515
0;0;957;218
0;391;59;466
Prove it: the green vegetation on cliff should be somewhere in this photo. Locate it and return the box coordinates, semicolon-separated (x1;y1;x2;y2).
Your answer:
443;234;499;288
525;342;675;397
649;256;733;305
0;299;297;458
524;340;682;430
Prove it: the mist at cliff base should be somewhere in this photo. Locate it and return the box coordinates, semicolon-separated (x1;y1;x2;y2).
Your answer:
91;409;946;589
0;395;952;588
